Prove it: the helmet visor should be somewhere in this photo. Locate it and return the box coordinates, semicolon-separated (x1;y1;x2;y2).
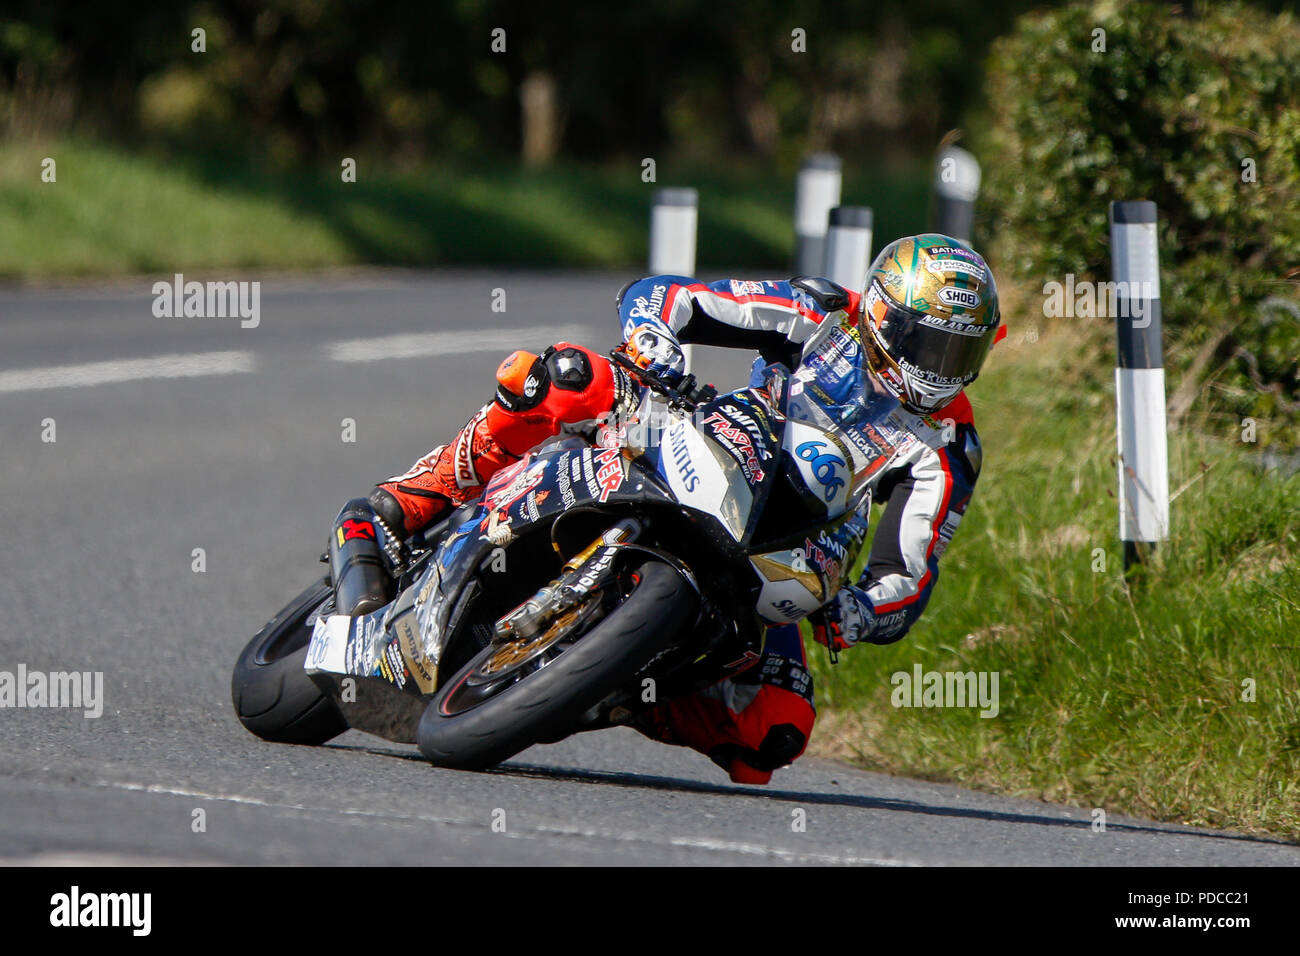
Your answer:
867;281;996;388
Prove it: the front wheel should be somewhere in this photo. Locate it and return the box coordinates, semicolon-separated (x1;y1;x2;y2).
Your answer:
232;579;349;745
417;559;697;770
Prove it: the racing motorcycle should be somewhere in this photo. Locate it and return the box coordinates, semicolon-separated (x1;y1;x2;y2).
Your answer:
232;332;899;770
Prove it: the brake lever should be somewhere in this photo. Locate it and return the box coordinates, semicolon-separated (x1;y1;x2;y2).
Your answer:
609;349;717;412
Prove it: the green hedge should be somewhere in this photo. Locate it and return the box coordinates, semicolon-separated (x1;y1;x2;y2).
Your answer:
980;1;1300;446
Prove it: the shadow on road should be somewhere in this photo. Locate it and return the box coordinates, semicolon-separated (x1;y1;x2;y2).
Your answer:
501;763;1300;848
324;740;1296;848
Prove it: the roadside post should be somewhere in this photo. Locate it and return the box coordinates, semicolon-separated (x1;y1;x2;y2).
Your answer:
794;153;842;275
649;187;698;370
932;145;980;242
823;206;873;292
1109;200;1169;570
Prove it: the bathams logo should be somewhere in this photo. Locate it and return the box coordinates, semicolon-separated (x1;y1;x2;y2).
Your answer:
152;273;261;328
50;886;151;936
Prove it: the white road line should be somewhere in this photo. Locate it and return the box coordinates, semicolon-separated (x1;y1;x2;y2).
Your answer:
0;852;214;867
104;780;920;866
0;350;255;394
325;324;597;363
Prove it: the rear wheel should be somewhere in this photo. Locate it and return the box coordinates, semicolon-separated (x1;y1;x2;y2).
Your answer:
417;559;696;770
232;579;348;745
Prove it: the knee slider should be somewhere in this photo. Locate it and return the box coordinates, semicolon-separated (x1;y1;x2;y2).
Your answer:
494;350;550;413
753;723;808;770
490;343;616;454
707;723;807;776
493;343;598;414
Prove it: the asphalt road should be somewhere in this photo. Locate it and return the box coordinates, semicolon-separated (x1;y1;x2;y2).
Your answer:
0;270;1295;866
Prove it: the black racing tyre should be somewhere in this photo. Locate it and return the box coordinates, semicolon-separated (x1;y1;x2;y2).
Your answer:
417;559;697;770
232;578;348;745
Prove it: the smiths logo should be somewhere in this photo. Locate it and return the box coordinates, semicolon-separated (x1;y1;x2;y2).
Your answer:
627;284;668;321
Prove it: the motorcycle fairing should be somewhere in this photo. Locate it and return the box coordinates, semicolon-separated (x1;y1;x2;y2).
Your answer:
303;607;426;743
304;433;683;733
302;346;921;736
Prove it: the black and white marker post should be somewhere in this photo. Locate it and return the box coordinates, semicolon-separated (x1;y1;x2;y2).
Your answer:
649;187;698;370
823;206;873;292
793;153;842;275
1110;200;1169;571
932;145;980;242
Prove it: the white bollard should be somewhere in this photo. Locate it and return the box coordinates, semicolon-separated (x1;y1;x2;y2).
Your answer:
1110;200;1169;570
649;187;698;370
933;145;980;242
794;153;842;275
823;206;873;291
649;187;698;275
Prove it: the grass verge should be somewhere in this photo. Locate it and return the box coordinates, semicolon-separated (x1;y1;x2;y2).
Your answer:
806;296;1300;842
0;140;930;278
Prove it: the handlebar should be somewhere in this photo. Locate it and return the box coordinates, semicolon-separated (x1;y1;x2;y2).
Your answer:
609;348;718;412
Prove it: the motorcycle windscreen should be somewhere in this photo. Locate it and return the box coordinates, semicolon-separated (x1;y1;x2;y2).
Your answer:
788;325;909;486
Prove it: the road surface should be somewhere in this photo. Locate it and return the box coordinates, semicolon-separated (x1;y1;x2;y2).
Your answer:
0;270;1295;865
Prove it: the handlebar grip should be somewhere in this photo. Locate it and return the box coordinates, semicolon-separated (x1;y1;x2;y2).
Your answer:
609;348;715;410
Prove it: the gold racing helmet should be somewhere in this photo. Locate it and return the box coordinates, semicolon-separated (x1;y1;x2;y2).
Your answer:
859;234;1001;413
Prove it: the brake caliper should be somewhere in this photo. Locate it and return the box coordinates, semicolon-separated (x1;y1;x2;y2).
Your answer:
493;518;643;645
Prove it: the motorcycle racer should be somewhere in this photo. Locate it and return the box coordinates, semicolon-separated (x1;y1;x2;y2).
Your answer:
334;233;1001;784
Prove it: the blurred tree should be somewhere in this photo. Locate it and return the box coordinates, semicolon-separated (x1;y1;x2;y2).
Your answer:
982;0;1300;446
1;0;1045;165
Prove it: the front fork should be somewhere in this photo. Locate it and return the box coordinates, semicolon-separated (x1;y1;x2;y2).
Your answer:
493;517;644;643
